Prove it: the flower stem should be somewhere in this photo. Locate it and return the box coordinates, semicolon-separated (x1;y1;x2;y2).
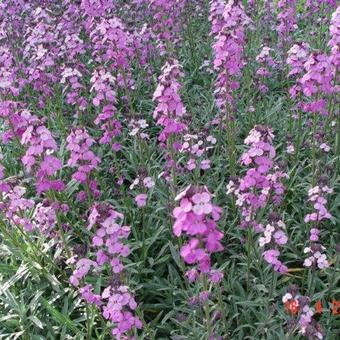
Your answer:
202;275;212;337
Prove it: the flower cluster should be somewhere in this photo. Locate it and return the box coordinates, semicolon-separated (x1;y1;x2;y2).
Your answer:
179;134;217;172
259;214;288;273
0;155;64;236
0;186;34;232
127;21;155;72
128;119;149;140
60;67;87;112
33;202;58;236
302;185;332;270
130;175;155;208
289;49;335;118
172;185;223;282
0;103;64;195
300;53;334;100
255;46;277;94
37;200;69;235
21;118;57;172
152;59;187;144
329;6;340;75
305;0;337;18
81;0;115;17
262;1;276;31
90;69;122;148
70;203;142;339
0;1;26;98
66;129;100;201
303;228;329;269
329;6;340;49
286;43;310;78
304;185;332;223
227;126;287;230
283;286;324;339
0;46;21;96
0;157;9;194
22;124;64;194
277;0;297;50
102;285;142;339
23;7;61;107
149;0;186;55
89;16;134;89
209;0;226;36
90;68;116;108
212;0;251;111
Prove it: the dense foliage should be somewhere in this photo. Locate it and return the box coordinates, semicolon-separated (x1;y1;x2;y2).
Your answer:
0;0;339;339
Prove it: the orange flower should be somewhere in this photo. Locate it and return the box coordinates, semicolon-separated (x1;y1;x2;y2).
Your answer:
315;300;323;314
331;300;340;315
284;299;299;315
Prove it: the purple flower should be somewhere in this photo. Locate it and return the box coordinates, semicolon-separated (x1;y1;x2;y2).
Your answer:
173;186;223;276
135;193;147;208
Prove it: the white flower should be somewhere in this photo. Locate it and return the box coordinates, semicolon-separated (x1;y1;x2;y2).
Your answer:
320;143;330;152
259;237;266;247
282;293;292;303
304;257;313;267
226;181;235;195
129;178;140;190
143;177;155;188
287;145;295;154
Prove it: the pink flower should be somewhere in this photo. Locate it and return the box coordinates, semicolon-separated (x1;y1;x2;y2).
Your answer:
173;186;224;277
110;258;124;273
209;269;223;283
152;59;187;143
192;192;212;215
135;193;147;208
273;230;288;245
185;268;199;283
201;159;211;170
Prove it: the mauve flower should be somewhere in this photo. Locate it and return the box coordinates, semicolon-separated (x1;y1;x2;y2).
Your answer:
173;186;223;277
135;193;147;208
211;0;252;112
201;159;211;170
192;192;213;215
199;291;210;303
277;0;297;50
185;268;199;283
209;269;223;283
273;230;288;245
70;204;141;337
153;59;187;144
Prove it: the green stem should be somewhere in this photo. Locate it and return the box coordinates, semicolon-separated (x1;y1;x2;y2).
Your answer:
202;275;212;337
325;253;340;334
47;191;72;259
294;109;303;164
168;135;177;198
269;270;276;300
336;110;340;173
326;253;339;300
307;268;316;297
121;66;134;116
217;285;228;336
85;302;92;340
141;208;147;264
311;113;318;186
246;226;252;292
226;112;237;176
186;8;197;69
